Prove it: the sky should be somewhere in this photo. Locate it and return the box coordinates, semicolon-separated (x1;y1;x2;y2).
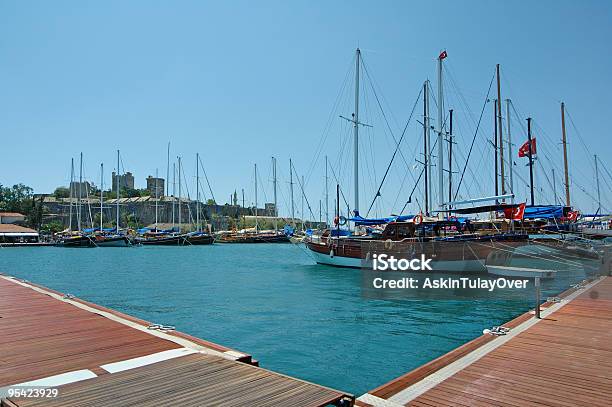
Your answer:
1;0;611;219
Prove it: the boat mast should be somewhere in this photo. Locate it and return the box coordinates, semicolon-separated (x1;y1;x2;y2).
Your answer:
166;142;170;197
178;156;182;233
325;155;329;227
506;99;514;203
561;102;571;206
155;168;159;229
437;53;445;209
272;157;277;231
116;150;120;232
69;158;74;232
493;100;499;200
527;117;535;206
552;168;558;205
496;64;505;198
78;152;83;231
448;109;453;205
196;153;200;232
172;162;176;229
594;155;601;214
301;175;305;231
100;163;103;231
254;163;258;233
289;158;295;227
423;81;429;215
353;48;361;215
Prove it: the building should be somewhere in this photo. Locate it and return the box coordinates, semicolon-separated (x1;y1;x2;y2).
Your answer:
146;176;165;197
111;171;135;191
0;212;26;224
264;203;277;216
0;224;39;244
69;181;92;198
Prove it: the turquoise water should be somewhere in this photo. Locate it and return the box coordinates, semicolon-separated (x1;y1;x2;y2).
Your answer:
0;244;595;395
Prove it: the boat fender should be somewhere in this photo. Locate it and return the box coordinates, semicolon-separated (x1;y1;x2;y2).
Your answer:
330;248;334;258
413;213;424;225
384;239;394;250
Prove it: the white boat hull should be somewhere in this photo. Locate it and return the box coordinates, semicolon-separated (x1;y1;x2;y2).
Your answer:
310;250;487;272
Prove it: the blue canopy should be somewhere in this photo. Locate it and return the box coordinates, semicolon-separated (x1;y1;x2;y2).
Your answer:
349;215;414;226
524;205;565;219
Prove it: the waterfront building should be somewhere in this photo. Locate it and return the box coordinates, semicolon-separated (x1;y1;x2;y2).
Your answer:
146;176;165;197
111;171;135;190
0;212;25;224
0;223;39;243
69;181;92;198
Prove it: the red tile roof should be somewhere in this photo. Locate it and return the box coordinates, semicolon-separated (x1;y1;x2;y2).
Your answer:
0;224;36;233
0;212;25;217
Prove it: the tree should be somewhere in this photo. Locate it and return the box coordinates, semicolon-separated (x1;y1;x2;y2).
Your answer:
54;187;70;198
41;221;65;234
0;184;34;213
206;199;216;205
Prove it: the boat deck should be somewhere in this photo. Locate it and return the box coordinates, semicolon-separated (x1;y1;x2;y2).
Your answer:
357;276;612;407
0;275;353;406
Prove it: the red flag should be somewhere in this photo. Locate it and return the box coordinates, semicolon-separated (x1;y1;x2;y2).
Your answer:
518;138;536;157
503;203;526;221
565;210;579;222
438;50;448;60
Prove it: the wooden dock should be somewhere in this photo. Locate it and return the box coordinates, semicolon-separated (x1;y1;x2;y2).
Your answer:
357;276;612;407
0;275;353;406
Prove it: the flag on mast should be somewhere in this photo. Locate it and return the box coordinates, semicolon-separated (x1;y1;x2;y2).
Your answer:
518;138;537;157
438;50;448;60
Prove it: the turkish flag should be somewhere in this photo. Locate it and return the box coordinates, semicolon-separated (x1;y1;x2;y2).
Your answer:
439;50;448;60
518;138;536;157
503;203;526;220
563;210;580;222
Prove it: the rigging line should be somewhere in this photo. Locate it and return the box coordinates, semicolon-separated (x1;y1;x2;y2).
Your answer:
361;59;420;185
305;54;355;185
565;107;597;174
365;87;423;217
399;165;425;215
198;156;216;203
179;160;196;226
291;161;316;220
453;69;496;201
327;160;350;209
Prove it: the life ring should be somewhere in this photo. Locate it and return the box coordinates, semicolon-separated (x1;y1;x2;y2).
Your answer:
449;215;458;222
338;216;347;226
333;216;339;226
413;213;424;225
384;239;394;250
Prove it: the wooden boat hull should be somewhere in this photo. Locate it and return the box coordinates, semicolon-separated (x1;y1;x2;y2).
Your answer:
306;234;530;272
136;233;214;246
56;235;96;248
216;234;290;244
185;234;214;245
136;234;187;246
94;236;131;247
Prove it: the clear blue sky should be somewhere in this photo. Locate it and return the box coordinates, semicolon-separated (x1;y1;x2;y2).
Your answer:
1;0;610;218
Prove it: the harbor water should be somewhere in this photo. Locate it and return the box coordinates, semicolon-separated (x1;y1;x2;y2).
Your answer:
0;244;597;395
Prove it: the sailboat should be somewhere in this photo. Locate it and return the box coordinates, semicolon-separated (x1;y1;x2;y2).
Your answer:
216;162;290;243
57;154;97;247
137;154;214;246
306;50;530;270
90;158;130;247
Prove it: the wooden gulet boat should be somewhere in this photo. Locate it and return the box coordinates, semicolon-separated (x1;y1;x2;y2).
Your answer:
306;219;530;271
